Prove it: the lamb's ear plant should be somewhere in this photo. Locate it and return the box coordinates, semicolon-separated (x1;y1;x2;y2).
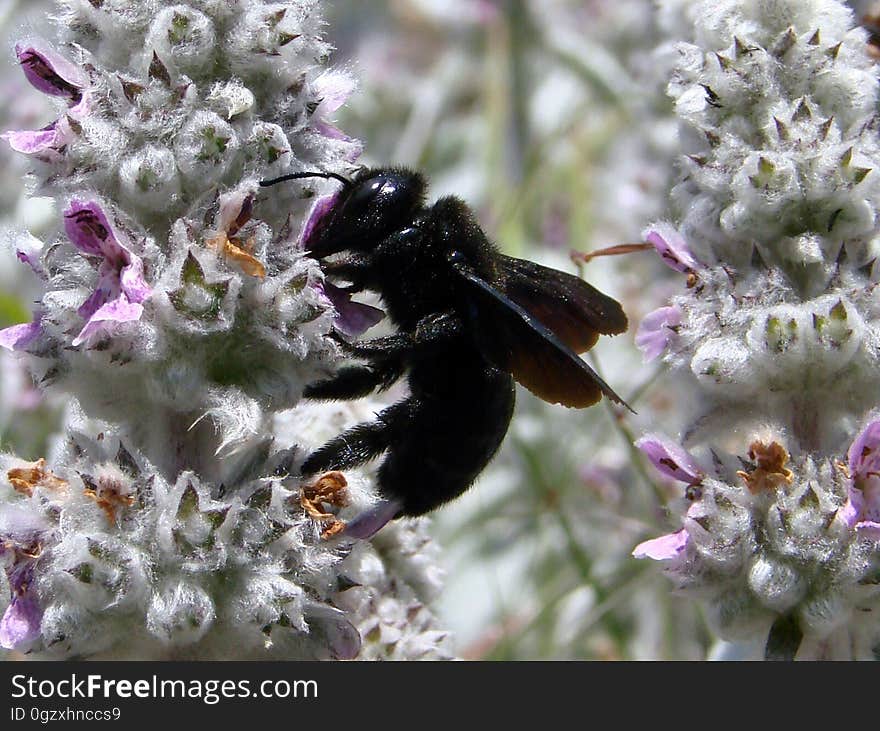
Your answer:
633;0;880;660
0;0;449;661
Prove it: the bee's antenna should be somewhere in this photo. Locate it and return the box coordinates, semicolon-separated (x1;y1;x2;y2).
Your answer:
259;171;353;189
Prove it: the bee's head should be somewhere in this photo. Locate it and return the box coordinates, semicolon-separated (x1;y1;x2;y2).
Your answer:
305;167;427;258
260;167;427;258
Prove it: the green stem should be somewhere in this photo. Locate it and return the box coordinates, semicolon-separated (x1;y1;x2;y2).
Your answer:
588;352;671;508
511;434;630;655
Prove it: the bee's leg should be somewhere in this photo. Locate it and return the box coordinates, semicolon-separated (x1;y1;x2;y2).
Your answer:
331;332;412;359
300;420;390;475
303;360;404;401
334;312;462;359
300;399;414;476
321;255;372;292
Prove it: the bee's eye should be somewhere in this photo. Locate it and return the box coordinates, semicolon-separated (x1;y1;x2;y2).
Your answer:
448;250;465;264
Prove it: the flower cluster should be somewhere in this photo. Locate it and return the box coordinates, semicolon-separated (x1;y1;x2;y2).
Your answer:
634;432;880;659
0;412;449;659
0;1;373;438
0;0;449;660
634;0;880;659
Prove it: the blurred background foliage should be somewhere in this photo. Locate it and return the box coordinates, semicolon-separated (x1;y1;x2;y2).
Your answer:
322;0;713;659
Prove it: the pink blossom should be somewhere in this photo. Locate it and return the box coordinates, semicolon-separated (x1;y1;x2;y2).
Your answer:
0;118;74;162
309;71;362;158
0;592;42;650
643;223;700;274
317;281;384;338
15;43;84;102
14;233;47;280
0;507;47;650
0;318;42;352
632;528;689;561
72;298;149;347
311;71;355;125
635;434;704;484
839;420;880;538
2;124;58;153
344;498;404;540
63;201;152;346
3;44;91;161
300;192;341;251
635;305;682;361
847;420;880;481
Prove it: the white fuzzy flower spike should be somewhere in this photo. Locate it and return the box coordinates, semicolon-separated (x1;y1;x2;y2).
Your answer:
0;0;450;661
635;0;880;660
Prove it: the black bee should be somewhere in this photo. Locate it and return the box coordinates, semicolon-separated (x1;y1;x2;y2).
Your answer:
260;168;629;538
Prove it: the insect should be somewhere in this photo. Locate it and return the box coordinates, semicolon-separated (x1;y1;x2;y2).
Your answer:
260;167;629;538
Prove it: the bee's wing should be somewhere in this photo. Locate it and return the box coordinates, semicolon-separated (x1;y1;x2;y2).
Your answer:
498;255;628;353
453;263;630;410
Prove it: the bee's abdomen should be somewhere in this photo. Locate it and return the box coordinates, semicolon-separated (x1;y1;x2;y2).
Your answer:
380;354;515;516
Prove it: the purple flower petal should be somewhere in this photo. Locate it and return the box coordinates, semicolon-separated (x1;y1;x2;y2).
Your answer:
839;422;880;534
68;91;92;120
63;200;122;258
1;124;58;154
7;559;33;595
635;305;681;361
311;124;363;162
1;115;78;161
848;420;880;481
321;281;384;338
633;529;689;560
0;592;42;650
72;296;145;346
0;505;47;650
15;43;84;102
862;480;880;523
82;260;147;319
63;201;152;343
120;257;151;304
837;487;863;530
301;192;341;251
312;71;356;118
838;471;880;536
76;276;115;321
314;121;350;141
644;223;699;273
856;520;880;539
636;434;703;484
305;605;362;660
14;233;47;279
344;499;404;540
0;319;41;351
309;72;360;157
